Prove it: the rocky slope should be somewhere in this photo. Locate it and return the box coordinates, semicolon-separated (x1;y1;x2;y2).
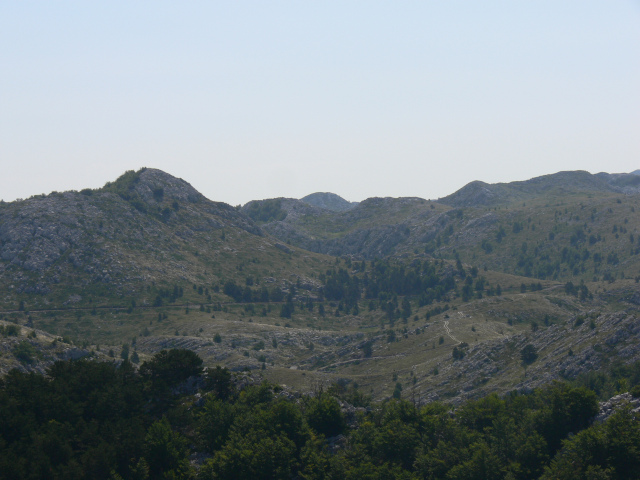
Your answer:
0;320;99;375
244;196;446;258
424;306;640;405
0;168;330;310
595;170;640;195
241;171;640;283
2;167;640;405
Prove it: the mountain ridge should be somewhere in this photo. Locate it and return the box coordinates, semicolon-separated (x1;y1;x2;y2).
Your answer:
245;170;640;278
0;168;329;307
1;166;640;405
439;170;621;208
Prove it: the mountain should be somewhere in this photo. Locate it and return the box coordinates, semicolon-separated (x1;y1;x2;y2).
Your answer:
301;192;358;212
0;168;330;311
1;167;640;406
248;170;640;283
439;170;617;208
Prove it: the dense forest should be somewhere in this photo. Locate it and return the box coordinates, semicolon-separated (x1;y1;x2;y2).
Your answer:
2;350;639;480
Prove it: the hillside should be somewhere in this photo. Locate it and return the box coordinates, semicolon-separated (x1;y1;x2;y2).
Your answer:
0;168;333;312
243;196;445;258
0;320;98;375
438;170;618;208
4;346;640;480
244;170;640;284
1;167;639;406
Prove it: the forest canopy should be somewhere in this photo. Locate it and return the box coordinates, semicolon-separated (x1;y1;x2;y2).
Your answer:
1;350;639;480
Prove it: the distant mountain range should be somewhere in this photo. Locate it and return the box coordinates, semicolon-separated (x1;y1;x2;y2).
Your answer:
241;170;640;279
440;170;640;208
2;168;639;307
2;167;640;404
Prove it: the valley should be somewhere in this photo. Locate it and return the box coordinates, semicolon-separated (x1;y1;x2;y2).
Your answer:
1;167;639;404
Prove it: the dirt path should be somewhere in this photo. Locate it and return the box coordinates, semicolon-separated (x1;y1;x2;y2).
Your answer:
443;320;462;345
316;354;405;371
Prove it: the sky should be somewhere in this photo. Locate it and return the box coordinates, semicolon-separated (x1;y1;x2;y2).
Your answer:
1;1;639;205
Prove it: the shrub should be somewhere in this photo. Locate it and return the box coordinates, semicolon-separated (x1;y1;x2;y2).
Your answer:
14;341;37;364
305;394;346;437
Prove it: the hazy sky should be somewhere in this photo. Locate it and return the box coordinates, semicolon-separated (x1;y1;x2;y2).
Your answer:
1;2;639;205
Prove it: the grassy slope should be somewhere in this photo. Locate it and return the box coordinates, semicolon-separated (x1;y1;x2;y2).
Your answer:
6;258;636;403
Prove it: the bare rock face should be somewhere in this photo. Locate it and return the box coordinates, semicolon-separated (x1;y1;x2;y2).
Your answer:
595;392;640;423
596;171;640;194
0;191;113;280
242;197;324;225
278;198;325;221
102;168;261;235
235;169;640;284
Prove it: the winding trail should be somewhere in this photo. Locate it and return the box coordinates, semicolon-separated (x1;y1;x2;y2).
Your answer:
443;320;462;345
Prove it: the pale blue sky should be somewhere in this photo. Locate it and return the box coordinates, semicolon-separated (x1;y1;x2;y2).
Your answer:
1;1;639;205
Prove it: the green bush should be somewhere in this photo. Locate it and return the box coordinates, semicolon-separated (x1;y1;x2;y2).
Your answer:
13;341;37;364
305;394;345;437
0;324;20;337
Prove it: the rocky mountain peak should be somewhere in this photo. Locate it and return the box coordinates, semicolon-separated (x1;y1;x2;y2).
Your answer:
101;167;204;205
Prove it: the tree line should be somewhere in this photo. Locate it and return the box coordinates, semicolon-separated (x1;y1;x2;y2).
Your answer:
2;350;640;479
